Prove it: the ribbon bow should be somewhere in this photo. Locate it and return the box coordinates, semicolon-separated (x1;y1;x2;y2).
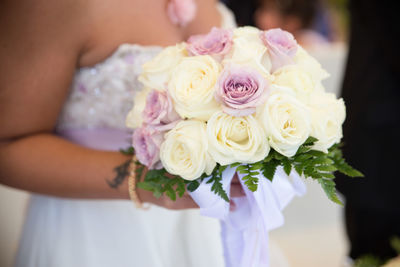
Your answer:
190;166;306;267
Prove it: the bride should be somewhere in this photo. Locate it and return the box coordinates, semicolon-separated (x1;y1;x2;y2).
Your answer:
1;0;293;266
0;0;245;266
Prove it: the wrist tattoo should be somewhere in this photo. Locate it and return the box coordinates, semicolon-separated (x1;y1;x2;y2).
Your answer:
107;160;131;189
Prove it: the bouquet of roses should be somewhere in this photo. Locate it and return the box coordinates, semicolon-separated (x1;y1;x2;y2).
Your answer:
125;26;362;205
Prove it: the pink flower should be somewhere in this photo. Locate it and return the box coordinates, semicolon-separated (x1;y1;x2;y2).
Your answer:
260;28;298;72
167;0;197;27
142;90;180;131
187;27;233;57
132;127;164;169
215;65;269;117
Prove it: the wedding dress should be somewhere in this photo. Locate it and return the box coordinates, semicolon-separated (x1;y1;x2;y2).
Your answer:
15;4;289;267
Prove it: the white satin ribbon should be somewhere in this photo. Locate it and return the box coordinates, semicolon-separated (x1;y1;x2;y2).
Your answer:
189;166;306;267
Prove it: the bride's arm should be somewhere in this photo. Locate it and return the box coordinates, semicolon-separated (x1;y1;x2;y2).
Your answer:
0;0;199;209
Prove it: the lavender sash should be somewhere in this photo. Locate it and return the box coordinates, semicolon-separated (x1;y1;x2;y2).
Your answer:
57;128;306;267
57;128;132;151
190;166;306;267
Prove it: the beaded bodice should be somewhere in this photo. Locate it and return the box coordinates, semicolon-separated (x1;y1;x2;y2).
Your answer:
56;45;162;130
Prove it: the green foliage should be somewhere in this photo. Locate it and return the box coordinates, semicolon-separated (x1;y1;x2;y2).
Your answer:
235;163;261;191
329;144;364;177
119;146;134;155
206;164;230;202
353;236;400;267
137;168;186;201
354;255;385;267
231;137;362;205
123;136;363;204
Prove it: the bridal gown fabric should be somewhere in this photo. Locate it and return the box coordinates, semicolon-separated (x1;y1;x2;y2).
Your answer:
15;5;291;267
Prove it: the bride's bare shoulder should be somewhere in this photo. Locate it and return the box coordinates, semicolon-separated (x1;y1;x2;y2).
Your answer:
0;0;221;67
0;0;91;62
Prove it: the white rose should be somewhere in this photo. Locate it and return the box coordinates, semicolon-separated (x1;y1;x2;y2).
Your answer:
294;46;330;83
233;26;263;44
168;55;221;121
273;65;316;97
125;87;152;129
258;93;311;157
207;111;270;165
138;43;187;90
160;120;216;180
223;27;272;78
308;92;346;153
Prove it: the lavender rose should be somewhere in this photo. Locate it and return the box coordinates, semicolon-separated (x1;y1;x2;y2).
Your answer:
142;90;180;131
187;27;233;57
132;127;164;169
215;65;269;116
260;28;298;72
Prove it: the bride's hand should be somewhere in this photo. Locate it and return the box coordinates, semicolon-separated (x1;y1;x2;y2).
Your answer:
137;168;245;210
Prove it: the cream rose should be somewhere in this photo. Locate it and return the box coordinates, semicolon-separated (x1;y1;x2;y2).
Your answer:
258;93;311;157
207;111;270;165
223;27;272;78
160;120;216;180
126;87;152;129
168;55;221;121
233;26;263;44
294;46;329;83
308;92;346;153
273;65;316;101
138;43;187;90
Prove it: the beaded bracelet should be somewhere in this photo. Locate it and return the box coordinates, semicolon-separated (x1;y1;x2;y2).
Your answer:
128;157;145;209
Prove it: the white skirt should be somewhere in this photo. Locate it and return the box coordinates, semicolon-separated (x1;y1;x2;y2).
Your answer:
15;195;224;267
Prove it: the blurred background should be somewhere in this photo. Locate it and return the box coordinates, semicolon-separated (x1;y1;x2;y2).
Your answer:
0;0;351;266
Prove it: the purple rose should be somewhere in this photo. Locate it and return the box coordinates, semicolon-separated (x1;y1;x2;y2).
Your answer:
187;27;233;57
142;90;180;131
132;127;164;169
260;28;298;72
215;65;269;117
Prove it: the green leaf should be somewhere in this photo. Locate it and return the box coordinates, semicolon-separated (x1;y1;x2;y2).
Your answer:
176;180;186;197
354;255;384;267
296;146;311;155
236;165;247;172
282;158;292;175
208;164;230;202
311;157;334;166
316;165;338;172
303;136;318;146
294;154;313;162
262;160;279;181
210;177;229;202
307;150;326;157
220;165;228;173
294;164;303;176
230;162;241;168
329;146;364;177
119;146;135;155
187;180;200;192
137;182;154;191
153;190;162;198
336;160;364;177
165;186;176;201
318;178;343;205
242;173;258;192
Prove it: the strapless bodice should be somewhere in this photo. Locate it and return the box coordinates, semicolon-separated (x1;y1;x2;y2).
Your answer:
56;45;162;131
